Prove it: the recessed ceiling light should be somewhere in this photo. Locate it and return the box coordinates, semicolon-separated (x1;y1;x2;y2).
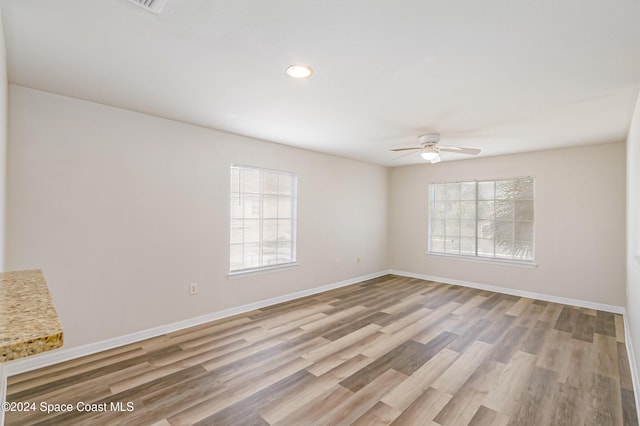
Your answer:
286;65;313;79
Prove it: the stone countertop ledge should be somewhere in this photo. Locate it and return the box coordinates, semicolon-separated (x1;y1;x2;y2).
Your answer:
0;269;63;363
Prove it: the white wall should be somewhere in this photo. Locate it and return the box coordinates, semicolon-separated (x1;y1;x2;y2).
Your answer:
0;8;7;271
627;93;640;397
389;142;626;307
6;85;388;348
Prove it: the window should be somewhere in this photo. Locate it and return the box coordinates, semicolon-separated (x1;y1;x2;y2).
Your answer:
230;165;297;273
429;177;534;262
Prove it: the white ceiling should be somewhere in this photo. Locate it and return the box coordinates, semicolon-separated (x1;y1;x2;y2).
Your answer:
2;0;640;166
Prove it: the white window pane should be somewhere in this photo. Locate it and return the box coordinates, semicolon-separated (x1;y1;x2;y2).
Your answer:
460;220;475;237
515;200;534;220
445;183;460;200
263;172;279;195
478;181;494;200
230;244;243;270
263;219;278;242
230;219;244;244
445;238;460;254
278;242;293;262
431;202;446;218
495;240;514;258
445;201;460;219
433;184;446;201
514;241;534;260
263;195;277;218
478;238;494;257
277;219;292;240
495;201;513;220
445;220;460;236
477;201;494;220
460;238;475;255
243;194;260;218
478;220;495;238
231;195;243;218
262;242;278;265
431;219;445;237
231;168;240;194
278;175;293;195
430;238;445;253
514;178;534;199
496;180;515;200
278;196;293;219
495;221;513;240
460;201;475;219
242;168;260;193
460;182;476;200
243;243;260;268
243;219;259;243
515;221;533;242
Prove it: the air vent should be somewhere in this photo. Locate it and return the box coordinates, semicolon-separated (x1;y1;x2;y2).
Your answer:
127;0;168;14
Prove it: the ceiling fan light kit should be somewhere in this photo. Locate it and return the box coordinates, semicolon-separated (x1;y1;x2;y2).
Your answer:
421;150;440;161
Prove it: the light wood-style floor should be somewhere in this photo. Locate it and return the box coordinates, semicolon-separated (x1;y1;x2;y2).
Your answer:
5;275;638;425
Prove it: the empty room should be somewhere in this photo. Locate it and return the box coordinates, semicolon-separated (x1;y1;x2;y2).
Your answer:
1;0;640;425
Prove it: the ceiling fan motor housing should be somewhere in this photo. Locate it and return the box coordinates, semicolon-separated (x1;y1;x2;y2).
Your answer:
419;134;440;145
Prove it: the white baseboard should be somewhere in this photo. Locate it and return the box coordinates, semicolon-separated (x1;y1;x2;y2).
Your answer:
3;270;389;378
389;270;625;314
623;314;640;424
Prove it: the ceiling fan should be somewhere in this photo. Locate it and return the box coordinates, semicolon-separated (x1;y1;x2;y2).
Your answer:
390;134;481;163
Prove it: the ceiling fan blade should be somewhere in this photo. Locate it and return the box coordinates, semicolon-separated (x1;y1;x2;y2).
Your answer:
391;151;421;161
439;146;481;155
390;147;422;152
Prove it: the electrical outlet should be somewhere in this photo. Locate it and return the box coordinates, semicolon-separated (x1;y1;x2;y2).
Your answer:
417;253;422;262
335;259;341;268
190;282;199;295
356;257;361;264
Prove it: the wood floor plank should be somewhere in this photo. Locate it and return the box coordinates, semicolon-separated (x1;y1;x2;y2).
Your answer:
508;366;558;426
432;359;503;425
616;314;626;343
381;348;459;411
483;350;538;416
468;405;510;426
314;369;407;425
389;386;451;425
547;381;583;426
572;312;596;342
431;340;494;395
351;401;403;426
519;319;551;355
595;310;617;337
618;342;634;391
554;306;580;333
586;373;623;426
564;337;595;396
594;333;621;379
621;388;639;426
4;276;635;426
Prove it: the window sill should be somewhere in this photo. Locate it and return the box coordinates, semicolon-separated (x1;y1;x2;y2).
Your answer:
228;262;300;279
427;252;538;268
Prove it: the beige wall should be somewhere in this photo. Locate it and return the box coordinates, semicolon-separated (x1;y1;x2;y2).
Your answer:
389;142;626;307
626;93;640;400
6;85;389;348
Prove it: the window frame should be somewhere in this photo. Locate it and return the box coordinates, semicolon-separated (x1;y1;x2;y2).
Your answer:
229;164;298;276
427;176;535;265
